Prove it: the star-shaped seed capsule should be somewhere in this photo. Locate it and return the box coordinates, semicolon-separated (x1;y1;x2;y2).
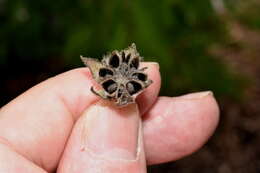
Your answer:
81;43;153;106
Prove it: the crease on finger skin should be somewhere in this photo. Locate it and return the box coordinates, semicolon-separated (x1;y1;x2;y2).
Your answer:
0;140;48;173
54;68;96;120
0;135;36;164
59;95;77;124
80;118;143;162
0;136;42;170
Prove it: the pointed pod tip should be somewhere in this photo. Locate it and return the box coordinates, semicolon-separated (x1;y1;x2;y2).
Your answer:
130;43;136;49
80;56;99;67
80;55;87;62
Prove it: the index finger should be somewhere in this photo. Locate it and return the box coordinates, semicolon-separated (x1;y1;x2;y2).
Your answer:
0;62;160;172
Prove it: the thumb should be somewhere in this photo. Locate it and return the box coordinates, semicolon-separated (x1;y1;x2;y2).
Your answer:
58;100;146;173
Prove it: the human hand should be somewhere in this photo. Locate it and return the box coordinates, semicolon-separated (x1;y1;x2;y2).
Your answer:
0;62;219;173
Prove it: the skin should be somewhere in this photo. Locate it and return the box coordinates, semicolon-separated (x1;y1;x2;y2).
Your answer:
0;62;219;173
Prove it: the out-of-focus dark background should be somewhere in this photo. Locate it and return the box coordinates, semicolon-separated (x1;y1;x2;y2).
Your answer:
1;0;260;172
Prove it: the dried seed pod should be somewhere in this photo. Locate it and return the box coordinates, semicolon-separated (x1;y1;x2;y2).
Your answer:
81;43;153;106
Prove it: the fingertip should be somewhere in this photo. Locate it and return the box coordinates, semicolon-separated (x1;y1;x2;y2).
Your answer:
58;101;147;173
143;92;219;164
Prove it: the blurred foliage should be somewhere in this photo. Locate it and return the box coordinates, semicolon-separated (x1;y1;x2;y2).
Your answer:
0;0;246;99
225;0;260;30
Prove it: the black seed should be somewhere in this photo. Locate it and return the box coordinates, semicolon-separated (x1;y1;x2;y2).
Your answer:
132;73;147;81
109;54;120;68
122;52;126;62
107;84;117;94
126;82;134;95
126;81;142;95
117;91;122;98
125;54;131;63
99;68;113;77
130;57;139;69
119;94;132;106
117;85;124;98
102;80;117;94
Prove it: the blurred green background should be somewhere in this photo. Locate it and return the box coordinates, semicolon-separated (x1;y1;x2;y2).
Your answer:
1;0;260;172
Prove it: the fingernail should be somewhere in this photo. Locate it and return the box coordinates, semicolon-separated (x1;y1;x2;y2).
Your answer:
143;62;160;70
82;101;140;160
180;91;213;100
149;62;160;70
